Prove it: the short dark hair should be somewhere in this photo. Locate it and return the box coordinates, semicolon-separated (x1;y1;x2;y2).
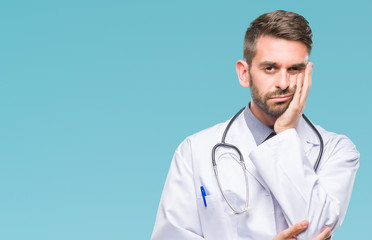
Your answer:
243;10;313;64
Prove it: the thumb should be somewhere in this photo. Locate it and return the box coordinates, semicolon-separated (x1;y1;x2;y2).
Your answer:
312;226;332;240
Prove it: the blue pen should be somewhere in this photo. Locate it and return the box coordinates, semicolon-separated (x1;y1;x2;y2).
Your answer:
200;186;207;207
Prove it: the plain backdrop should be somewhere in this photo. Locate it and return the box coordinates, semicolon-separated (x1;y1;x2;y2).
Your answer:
1;0;371;239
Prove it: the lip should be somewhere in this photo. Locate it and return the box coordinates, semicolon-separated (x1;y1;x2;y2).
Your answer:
270;94;293;103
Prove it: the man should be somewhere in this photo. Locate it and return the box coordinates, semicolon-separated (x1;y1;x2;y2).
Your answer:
152;10;359;240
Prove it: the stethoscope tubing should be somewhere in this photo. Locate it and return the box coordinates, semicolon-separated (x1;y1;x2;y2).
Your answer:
219;107;324;172
212;107;324;215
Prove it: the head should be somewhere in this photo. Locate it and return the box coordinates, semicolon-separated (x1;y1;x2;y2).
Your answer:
237;10;313;123
244;10;313;66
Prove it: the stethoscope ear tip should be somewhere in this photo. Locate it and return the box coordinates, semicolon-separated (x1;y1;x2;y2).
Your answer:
228;211;236;216
228;207;252;216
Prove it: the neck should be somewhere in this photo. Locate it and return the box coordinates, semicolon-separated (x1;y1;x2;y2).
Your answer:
250;100;277;129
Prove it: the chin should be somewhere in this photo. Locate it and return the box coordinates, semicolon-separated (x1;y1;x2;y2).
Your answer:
267;103;290;117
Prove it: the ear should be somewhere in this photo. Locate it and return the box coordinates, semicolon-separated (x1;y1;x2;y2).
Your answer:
236;60;250;88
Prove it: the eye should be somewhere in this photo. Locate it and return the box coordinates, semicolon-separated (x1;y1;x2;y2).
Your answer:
288;67;302;74
265;66;275;72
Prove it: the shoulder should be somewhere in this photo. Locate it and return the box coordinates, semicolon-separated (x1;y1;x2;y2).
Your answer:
170;120;231;174
315;124;359;159
298;117;358;154
176;120;229;153
297;118;359;171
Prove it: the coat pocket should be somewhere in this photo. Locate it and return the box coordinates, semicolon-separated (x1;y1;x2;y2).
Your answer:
196;193;238;240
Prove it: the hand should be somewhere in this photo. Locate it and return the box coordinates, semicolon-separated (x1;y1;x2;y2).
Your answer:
273;220;331;240
274;62;313;134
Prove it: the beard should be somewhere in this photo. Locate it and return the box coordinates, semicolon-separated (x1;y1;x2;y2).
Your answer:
249;72;296;118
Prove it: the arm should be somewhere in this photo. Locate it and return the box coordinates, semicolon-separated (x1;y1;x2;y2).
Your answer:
274;220;331;240
151;139;204;240
250;128;358;239
250;63;359;239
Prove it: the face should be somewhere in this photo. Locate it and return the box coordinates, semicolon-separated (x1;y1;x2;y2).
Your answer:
248;35;309;117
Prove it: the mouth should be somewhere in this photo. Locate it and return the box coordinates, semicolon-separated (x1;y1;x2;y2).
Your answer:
269;94;293;103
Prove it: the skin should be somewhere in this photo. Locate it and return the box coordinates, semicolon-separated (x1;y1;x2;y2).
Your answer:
274;220;331;240
236;35;312;133
237;36;330;239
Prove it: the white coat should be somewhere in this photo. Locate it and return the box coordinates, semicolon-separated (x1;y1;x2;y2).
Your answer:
151;110;359;240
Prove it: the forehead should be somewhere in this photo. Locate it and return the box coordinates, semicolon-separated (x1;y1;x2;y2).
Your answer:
253;35;309;65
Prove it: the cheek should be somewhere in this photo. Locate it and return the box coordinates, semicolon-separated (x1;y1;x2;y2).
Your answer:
289;74;298;88
250;71;275;95
258;83;275;97
254;74;275;90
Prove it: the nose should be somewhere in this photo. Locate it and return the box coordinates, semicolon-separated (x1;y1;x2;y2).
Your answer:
276;70;290;90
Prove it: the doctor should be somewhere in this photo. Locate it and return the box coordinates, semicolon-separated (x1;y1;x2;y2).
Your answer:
152;10;359;240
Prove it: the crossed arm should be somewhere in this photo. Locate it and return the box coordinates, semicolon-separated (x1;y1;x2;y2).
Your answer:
274;220;331;240
257;62;357;239
153;63;355;240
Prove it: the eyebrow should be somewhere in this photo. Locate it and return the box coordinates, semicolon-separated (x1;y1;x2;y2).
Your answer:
258;61;277;68
258;61;307;69
291;63;307;69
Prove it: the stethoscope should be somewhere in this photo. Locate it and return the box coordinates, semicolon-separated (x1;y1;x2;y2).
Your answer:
212;107;324;215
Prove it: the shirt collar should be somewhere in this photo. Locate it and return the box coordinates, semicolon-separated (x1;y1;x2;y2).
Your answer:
243;103;275;145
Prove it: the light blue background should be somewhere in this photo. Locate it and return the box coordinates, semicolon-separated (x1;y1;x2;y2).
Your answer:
1;0;371;239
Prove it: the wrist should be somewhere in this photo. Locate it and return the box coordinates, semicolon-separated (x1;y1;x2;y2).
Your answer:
274;126;295;134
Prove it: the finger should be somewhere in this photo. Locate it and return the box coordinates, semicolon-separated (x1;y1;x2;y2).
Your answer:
312;227;331;240
290;72;303;107
300;66;309;104
300;62;313;104
307;62;313;87
281;220;309;238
